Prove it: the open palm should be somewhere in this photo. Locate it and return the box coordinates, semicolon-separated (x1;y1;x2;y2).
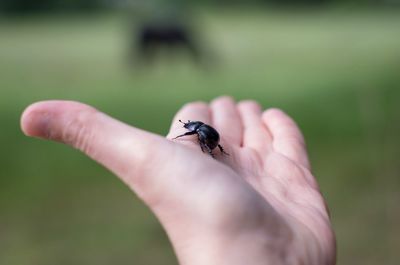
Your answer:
21;96;335;265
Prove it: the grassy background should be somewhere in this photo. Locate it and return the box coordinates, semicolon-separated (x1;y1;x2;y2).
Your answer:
1;8;400;265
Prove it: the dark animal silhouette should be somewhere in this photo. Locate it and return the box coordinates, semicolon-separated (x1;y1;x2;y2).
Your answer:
133;22;201;65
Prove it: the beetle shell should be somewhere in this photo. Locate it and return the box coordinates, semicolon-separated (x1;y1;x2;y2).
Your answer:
197;124;220;150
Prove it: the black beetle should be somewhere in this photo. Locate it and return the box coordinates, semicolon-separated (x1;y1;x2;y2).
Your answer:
173;120;228;157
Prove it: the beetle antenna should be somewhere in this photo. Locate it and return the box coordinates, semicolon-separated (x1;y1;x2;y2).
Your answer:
178;119;185;124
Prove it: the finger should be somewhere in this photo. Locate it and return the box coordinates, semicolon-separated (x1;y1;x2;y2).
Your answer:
262;108;310;169
20;100;171;199
237;100;272;154
167;101;211;142
210;96;242;146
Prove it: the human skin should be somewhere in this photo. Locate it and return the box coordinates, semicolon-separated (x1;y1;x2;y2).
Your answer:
20;96;336;265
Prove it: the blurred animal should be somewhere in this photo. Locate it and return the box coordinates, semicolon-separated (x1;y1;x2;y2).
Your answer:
132;22;201;65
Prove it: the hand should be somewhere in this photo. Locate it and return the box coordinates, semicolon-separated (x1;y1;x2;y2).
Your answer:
21;96;336;265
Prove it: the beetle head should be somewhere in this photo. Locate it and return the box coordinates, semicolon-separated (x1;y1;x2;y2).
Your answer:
179;119;204;132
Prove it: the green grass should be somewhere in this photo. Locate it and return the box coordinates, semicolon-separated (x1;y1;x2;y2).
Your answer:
1;8;400;265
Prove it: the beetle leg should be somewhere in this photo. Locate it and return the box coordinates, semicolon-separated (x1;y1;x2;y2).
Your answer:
204;144;215;158
218;144;229;155
199;140;206;153
197;136;206;153
173;131;197;140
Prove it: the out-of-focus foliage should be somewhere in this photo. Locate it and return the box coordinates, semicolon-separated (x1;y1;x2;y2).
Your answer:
1;0;400;15
0;0;105;14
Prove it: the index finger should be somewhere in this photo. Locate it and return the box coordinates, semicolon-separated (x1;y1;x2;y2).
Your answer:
166;101;211;142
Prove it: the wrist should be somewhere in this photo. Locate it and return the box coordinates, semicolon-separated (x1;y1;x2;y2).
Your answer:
173;223;294;265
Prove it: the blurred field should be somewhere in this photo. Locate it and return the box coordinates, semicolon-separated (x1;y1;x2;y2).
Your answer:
1;8;400;265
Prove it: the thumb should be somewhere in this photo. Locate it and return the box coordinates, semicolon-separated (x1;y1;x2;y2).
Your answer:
20;100;171;202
